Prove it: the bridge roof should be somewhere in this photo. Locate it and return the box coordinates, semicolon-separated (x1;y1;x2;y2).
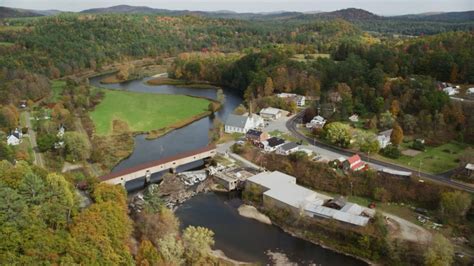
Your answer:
99;144;216;182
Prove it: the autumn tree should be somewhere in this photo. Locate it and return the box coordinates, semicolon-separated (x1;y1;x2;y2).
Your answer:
390;123;404;146
379;111;395;129
92;183;127;208
136;240;161;266
0;105;19;130
439;191;472;223
303;107;317;124
135;207;180;247
390;100;401;117
424;234;454;266
324;122;352;148
64;132;90;162
263;77;274;96
182;226;215;264
70;201;133;264
157;235;185;265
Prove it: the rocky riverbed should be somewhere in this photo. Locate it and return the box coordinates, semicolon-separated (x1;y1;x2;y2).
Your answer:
129;173;213;212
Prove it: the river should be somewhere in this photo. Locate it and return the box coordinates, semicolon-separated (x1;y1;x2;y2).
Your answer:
89;75;366;265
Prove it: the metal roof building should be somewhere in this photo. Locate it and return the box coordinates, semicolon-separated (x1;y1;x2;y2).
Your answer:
247;171;374;226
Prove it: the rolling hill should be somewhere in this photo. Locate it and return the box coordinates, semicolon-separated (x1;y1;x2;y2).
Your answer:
0;6;43;18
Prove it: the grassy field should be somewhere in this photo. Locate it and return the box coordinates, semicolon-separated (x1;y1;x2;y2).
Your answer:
377;141;470;174
0;26;26;32
90;89;211;135
0;41;14;46
51;80;67;102
291;53;330;62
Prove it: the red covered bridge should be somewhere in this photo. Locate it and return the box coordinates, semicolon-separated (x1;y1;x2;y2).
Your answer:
100;145;216;185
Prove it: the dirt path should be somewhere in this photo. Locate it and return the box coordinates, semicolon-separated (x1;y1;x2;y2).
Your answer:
383;212;432;243
24;111;45;168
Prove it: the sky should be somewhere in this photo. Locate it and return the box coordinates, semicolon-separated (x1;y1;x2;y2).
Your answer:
1;0;473;15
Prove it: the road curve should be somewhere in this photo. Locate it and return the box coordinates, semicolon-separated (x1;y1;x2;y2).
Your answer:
286;112;474;193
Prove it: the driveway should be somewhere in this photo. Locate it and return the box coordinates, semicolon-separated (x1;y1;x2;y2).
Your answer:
384;212;432;243
263;111;292;134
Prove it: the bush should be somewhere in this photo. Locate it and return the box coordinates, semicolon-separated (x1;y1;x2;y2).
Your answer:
381;144;401;159
37;133;57;152
411;139;425;151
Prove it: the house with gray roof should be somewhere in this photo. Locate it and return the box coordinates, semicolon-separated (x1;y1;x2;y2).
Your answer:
276;142;299;155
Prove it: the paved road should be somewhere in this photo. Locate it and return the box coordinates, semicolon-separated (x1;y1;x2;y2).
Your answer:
24;112;45;168
286;112;474;193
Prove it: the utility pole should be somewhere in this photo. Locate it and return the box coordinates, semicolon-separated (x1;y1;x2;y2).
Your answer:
418;159;423;178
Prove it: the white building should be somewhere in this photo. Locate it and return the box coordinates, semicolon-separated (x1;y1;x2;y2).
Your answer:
306;115;326;129
276;142;299;155
443;86;459;96
260;107;282;120
246;171;374;226
57;125;65;138
277;93;306;107
377;129;393;149
7;134;21;146
224;114;264;134
262;137;285;152
349;114;359;122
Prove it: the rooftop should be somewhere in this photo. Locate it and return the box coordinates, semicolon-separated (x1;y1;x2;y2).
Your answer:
378;129;393;138
279;142;299;151
266;137;285;147
260;107;281;115
248;171;372;226
225;114;249;128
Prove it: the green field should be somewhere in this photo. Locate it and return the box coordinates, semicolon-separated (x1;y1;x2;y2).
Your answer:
51;80;67;101
291;53;330;62
90;89;211;135
377;141;470;174
0;41;14;46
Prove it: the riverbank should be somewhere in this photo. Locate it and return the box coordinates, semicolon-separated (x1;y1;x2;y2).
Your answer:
238;204;272;225
242;202;375;265
147;77;221;90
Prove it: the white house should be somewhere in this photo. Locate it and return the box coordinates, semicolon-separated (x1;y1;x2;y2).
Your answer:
349;114;359;122
224;114;264;134
296;95;306;107
57;125;65;138
7;134;21;146
276;142;299;155
262;137;285;152
260;107;282;120
443;86;459;96
306;115;326;129
377;129;393;149
276;93;306;107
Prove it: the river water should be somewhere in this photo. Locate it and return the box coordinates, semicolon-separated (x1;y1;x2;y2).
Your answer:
90;75;366;265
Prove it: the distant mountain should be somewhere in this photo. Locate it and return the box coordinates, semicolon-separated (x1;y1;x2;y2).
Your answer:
80;5;172;14
302;8;381;21
29;9;63;16
393;10;474;22
0;6;43;18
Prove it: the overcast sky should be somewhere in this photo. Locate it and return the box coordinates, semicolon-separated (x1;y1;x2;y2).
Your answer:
2;0;473;15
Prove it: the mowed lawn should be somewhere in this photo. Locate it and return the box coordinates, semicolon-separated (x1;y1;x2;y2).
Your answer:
51;80;67;101
377;141;470;174
90;89;211;135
